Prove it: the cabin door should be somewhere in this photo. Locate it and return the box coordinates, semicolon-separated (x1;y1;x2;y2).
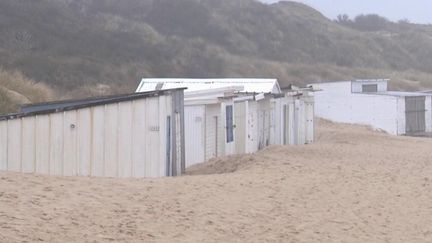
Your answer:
305;100;314;144
405;96;426;134
184;106;205;168
234;102;247;154
283;104;290;145
205;104;220;161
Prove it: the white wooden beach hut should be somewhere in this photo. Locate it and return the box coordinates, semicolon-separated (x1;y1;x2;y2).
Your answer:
0;89;185;178
310;79;432;136
233;93;286;154
272;91;314;146
137;78;315;167
137;79;282;165
182;87;240;167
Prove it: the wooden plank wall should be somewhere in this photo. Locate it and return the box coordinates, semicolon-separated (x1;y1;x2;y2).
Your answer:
0;93;177;178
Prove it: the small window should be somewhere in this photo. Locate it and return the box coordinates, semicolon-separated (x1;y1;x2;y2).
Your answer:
226;105;234;143
362;84;378;93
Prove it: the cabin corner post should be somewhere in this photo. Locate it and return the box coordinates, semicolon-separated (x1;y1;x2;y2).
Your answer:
179;90;186;175
171;89;185;176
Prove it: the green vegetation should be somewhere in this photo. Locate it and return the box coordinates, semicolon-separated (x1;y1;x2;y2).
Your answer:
1;0;432;113
0;69;54;114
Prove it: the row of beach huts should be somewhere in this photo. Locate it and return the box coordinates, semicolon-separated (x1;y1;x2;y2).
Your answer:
0;78;314;178
1;78;431;178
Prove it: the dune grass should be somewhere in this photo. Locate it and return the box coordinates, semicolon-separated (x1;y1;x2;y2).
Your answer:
0;69;54;114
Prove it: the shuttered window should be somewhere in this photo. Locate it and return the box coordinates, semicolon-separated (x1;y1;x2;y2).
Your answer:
362;84;378;93
226;105;234;143
406;96;426;134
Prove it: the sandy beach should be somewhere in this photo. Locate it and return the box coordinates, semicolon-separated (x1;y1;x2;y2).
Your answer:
1;119;432;242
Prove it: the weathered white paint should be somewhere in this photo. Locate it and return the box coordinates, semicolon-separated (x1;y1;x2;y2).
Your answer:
174;111;183;175
8;119;22;172
295;99;306;145
49;113;63;175
0;121;8;170
77;108;91;176
277;98;289;145
234;102;247;154
311;80;432;135
158;95;168;177
313;81;399;134
283;102;293;145
271;98;283;146
231;92;315;156
184;105;206;167
91;106;105;177
117;102;132;178
273;94;315;146
22;117;35;173
257;99;271;149
246;101;259;153
64;111;78;176
183;99;237;167
238;98;272;153
221;102;236;156
0;90;184;178
35;115;50;174
426;96;432;133
205;104;220;161
131;99;147;178
137;80;316;168
140;80;298;163
305;97;315;144
104;103;119;177
146;97;160;177
396;96;406;135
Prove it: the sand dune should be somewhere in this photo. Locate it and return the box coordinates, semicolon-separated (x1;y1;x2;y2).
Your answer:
2;120;432;242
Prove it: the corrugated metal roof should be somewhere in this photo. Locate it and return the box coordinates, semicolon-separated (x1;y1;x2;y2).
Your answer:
1;88;185;121
136;78;281;94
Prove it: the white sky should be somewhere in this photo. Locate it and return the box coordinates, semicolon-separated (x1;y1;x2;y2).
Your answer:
260;0;432;24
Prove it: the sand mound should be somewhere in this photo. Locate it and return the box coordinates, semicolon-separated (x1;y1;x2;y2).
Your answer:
2;119;432;242
186;119;387;176
185;154;257;175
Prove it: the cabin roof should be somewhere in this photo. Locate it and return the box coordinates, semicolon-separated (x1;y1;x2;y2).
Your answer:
137;78;281;94
0;88;185;121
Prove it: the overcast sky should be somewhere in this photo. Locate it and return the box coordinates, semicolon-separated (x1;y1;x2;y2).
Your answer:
260;0;432;24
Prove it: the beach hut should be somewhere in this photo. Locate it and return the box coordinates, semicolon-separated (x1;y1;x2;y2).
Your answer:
182;87;240;167
268;88;314;147
137;79;282;164
310;79;432;136
0;89;185;178
233;93;287;154
137;78;315;167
